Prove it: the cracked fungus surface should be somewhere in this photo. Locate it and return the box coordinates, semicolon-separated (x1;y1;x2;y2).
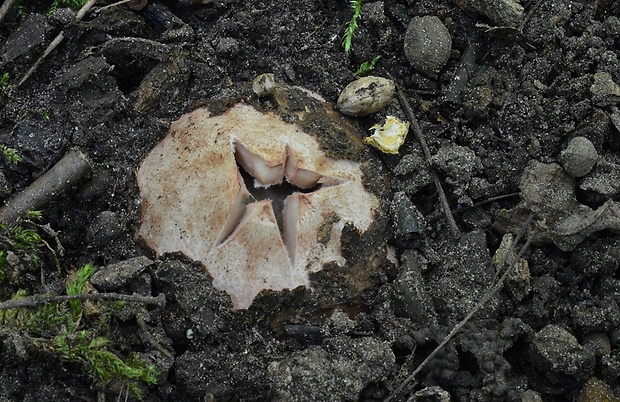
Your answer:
137;103;379;308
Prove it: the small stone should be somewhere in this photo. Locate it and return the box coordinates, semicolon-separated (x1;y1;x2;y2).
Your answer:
90;256;154;291
49;7;76;25
337;76;395;116
578;378;620;402
391;192;425;237
323;310;356;336
466;0;524;27
561;136;598;178
528;324;595;382
403;16;452;76
408;386;451;402
391;250;436;325
580;159;620;197
252;73;277;97
591;71;620;106
363;1;386;25
493;234;530;301
521;390;543;402
583;333;612;357
215;37;240;58
432;144;479;180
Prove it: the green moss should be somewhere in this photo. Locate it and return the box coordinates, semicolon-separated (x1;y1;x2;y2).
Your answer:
355;55;381;76
0;144;22;164
55;331;158;399
342;0;363;54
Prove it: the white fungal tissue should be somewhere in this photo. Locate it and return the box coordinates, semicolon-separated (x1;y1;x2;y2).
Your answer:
137;103;378;308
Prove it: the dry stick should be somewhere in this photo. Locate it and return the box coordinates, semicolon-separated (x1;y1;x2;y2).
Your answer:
17;32;65;87
384;213;537;402
452;192;521;215
0;0;16;25
76;0;99;20
136;313;173;358
17;0;98;87
95;0;133;13
0;148;92;224
0;292;165;310
395;87;461;240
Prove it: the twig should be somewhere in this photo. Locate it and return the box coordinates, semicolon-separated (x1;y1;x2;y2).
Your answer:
0;148;92;224
0;292;165;310
0;0;16;25
76;0;99;20
17;0;98;87
95;0;133;13
394;87;461;240
384;213;537;402
136;313;173;358
17;33;65;87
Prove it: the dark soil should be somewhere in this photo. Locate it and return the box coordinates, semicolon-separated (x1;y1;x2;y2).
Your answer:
2;0;620;401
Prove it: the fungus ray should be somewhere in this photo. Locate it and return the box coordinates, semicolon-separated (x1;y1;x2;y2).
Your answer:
137;102;379;309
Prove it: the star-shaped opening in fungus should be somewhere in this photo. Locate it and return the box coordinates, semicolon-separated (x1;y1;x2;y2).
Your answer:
137;103;378;308
216;141;344;267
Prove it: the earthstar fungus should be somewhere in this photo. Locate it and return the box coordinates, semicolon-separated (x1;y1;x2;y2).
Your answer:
137;90;379;309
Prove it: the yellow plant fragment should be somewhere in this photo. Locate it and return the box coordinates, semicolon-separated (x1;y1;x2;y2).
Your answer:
364;116;410;154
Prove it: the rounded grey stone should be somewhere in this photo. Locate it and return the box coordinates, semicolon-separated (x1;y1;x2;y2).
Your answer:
336;76;395;116
583;332;612;357
403;16;452;76
561;136;598;178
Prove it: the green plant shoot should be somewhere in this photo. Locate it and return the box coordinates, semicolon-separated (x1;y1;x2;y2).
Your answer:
355;55;381;76
342;0;363;54
66;263;96;327
0;145;21;164
55;331;158;399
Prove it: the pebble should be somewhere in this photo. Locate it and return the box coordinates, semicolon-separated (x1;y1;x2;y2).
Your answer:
578;378;620;402
215;37;240;58
391;250;436;325
252;73;277;97
410;386;451;401
521;390;543;402
582;333;612;357
403;16;452;76
528;324;595;382
90;256;154;291
580;158;620;197
561;136;598;178
391;191;425;237
590;71;620;106
336;76;395;116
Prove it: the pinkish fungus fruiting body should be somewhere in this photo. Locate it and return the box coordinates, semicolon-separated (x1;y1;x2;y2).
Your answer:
137;100;379;309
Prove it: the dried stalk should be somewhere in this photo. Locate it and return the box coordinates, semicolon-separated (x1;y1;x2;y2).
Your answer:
394;86;461;240
384;213;537;402
0;292;165;310
17;0;98;87
0;0;16;25
0;148;92;224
